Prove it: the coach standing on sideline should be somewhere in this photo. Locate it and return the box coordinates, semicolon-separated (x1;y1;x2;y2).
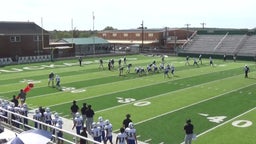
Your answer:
85;105;94;132
70;100;79;121
123;114;132;128
184;119;194;144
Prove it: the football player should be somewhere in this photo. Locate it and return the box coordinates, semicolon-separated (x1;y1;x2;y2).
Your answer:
125;122;137;144
90;122;102;143
104;119;113;144
116;127;127;144
72;112;83;135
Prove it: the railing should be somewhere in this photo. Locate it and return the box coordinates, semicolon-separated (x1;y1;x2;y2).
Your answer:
0;107;100;144
181;31;198;49
232;34;249;54
213;32;229;53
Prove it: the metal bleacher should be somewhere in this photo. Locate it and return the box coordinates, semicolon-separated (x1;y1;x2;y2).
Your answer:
183;35;224;54
236;35;256;56
182;33;256;57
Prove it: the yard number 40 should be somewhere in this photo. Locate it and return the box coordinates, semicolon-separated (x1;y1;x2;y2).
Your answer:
199;113;253;128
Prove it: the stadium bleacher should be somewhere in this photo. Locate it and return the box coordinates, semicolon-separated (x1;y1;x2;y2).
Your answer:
182;33;256;57
237;35;256;56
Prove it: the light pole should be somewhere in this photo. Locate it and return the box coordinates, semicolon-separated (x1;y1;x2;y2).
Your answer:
92;11;95;55
141;20;144;53
200;22;206;29
185;23;191;39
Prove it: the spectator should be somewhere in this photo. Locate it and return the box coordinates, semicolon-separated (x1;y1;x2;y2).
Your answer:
71;100;79;121
85;105;94;132
184;119;194;144
123;114;132;128
11;95;18;107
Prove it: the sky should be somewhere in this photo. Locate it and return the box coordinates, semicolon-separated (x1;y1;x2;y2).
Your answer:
1;0;256;31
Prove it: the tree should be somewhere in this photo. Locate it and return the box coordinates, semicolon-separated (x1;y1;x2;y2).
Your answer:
103;26;116;31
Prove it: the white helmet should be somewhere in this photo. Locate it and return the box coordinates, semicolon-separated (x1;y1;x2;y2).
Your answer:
23;103;27;108
128;122;134;129
57;118;63;124
75;112;80;118
92;122;97;128
54;112;59;118
105;119;110;125
45;107;50;112
98;116;103;122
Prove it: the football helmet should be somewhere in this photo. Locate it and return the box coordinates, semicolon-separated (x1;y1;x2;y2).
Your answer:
128;122;134;129
98;116;103;122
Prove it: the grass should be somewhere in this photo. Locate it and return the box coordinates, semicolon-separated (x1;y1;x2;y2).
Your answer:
0;54;255;143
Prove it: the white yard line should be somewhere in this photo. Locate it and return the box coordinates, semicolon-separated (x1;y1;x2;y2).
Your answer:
38;73;245;108
180;107;256;144
197;107;256;137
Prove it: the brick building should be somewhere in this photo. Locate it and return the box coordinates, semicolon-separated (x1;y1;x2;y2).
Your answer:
97;28;194;53
0;21;50;60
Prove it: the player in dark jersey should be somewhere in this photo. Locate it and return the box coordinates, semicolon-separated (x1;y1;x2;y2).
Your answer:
48;72;55;87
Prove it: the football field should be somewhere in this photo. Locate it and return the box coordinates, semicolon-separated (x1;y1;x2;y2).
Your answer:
0;54;255;144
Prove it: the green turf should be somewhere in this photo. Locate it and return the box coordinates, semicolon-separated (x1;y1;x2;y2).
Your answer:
1;54;255;143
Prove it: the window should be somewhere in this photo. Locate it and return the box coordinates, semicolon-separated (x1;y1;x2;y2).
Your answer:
148;33;154;37
123;33;128;37
102;33;107;37
34;35;42;41
10;36;21;42
136;33;140;37
112;33;117;37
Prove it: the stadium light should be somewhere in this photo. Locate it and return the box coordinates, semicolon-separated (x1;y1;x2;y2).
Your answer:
185;23;191;39
200;22;206;29
141;20;144;53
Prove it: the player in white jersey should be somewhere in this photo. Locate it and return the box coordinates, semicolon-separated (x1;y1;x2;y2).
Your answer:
104;119;113;144
20;103;28;128
55;75;61;90
125;122;137;144
52;112;59;137
55;118;64;144
43;107;52;131
116;127;127;144
97;116;106;142
72;112;83;134
90;122;102;143
33;109;42;129
170;64;175;76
